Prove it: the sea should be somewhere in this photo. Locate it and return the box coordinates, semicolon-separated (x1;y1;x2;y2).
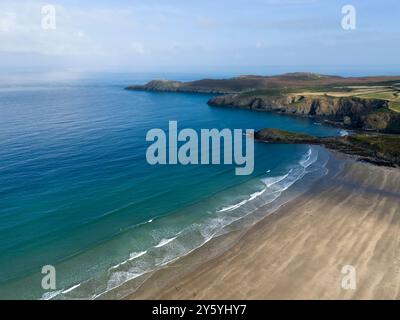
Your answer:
0;73;344;299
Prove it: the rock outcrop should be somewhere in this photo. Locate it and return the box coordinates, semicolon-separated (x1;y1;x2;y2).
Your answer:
126;80;234;94
129;80;184;92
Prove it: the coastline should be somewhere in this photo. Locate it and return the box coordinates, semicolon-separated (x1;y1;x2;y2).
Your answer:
127;74;400;134
126;153;400;300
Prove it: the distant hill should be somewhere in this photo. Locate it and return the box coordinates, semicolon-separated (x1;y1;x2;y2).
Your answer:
127;73;400;94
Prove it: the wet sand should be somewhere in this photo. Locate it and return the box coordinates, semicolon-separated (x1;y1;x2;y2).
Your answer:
128;159;400;300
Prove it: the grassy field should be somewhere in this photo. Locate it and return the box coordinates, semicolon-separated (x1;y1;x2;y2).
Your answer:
242;85;400;113
240;85;354;98
237;80;400;114
348;134;400;158
355;88;400;112
389;101;400;112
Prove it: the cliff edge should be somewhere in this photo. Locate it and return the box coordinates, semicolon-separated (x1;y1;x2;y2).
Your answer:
208;94;400;133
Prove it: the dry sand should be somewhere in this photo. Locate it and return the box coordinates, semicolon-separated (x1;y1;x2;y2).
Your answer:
128;160;400;300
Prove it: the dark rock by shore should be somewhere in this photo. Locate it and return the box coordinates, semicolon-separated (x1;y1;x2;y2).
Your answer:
255;128;400;167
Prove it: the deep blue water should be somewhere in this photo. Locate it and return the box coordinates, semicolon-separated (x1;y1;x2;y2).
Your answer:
0;75;342;299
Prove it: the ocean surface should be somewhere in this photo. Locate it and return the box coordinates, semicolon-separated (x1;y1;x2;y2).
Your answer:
0;73;344;299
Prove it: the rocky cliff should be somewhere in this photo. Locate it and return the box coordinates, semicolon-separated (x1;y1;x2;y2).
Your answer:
208;94;400;133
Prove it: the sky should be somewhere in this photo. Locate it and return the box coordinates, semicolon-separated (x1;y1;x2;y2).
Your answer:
0;0;399;76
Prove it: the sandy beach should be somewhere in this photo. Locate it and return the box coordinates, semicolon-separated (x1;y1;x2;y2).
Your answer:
128;157;400;300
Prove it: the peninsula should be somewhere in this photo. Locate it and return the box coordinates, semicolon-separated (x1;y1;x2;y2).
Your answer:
127;73;400;133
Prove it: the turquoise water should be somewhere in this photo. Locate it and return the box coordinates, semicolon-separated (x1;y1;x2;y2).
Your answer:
0;75;342;299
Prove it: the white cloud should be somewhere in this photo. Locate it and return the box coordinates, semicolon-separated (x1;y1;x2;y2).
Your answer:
0;1;144;58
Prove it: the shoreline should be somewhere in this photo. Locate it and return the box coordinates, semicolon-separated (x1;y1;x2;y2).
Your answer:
126;153;400;300
98;146;331;300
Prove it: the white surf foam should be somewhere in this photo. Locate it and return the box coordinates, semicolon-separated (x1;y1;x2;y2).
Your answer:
154;236;178;248
109;250;148;270
129;250;147;260
62;283;81;294
262;171;291;187
41;290;63;300
218;188;267;213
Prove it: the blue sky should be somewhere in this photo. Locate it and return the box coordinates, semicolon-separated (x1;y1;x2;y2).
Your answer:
0;0;399;76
